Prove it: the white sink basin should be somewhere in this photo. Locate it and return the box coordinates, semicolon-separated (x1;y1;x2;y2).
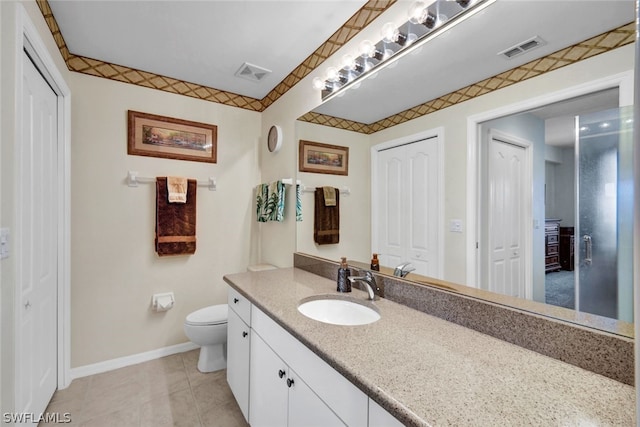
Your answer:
297;297;380;326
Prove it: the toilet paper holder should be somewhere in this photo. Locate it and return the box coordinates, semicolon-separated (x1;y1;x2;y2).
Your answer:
151;292;175;312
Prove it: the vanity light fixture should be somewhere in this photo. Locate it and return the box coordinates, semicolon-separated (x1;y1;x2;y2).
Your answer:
313;0;496;102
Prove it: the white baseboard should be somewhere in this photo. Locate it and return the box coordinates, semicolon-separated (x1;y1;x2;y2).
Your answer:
70;342;199;380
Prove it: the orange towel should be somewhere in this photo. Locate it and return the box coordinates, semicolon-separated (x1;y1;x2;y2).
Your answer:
156;177;197;256
167;176;188;203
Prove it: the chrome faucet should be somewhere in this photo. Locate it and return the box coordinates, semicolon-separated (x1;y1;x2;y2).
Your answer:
348;271;379;300
393;262;415;278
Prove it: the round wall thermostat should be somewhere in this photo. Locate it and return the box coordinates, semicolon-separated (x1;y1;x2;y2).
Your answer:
267;125;283;153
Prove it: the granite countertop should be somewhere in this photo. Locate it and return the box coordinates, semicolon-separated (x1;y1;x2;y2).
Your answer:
223;268;635;427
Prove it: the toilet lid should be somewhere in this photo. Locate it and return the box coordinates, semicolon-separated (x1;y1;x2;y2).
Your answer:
186;304;228;326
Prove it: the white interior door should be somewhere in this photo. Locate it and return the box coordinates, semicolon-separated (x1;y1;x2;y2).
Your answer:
486;136;526;298
376;149;404;269
18;52;58;419
375;137;440;278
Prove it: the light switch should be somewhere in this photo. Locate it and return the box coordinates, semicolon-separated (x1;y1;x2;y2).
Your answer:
0;228;10;260
450;219;463;233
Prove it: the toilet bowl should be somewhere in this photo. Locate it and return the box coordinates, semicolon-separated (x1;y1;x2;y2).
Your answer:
183;304;228;373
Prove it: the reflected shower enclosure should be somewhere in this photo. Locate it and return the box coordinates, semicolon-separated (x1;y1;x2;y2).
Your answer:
576;106;634;322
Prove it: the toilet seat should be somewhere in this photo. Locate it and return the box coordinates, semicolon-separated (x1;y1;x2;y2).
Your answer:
185;304;228;326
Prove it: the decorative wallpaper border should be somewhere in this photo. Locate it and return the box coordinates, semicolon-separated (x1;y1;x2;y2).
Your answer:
36;1;634;133
36;0;395;113
299;22;636;134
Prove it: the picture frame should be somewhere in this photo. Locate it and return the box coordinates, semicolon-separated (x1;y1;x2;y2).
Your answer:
298;140;349;175
127;110;217;163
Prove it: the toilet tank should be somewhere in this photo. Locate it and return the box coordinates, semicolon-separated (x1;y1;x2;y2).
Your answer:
247;264;277;272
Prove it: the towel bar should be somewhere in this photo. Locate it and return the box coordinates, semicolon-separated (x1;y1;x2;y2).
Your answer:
302;185;350;195
127;171;216;191
275;178;349;195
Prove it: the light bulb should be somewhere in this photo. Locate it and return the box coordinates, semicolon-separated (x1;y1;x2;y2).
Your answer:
359;40;375;58
408;1;427;24
341;54;356;70
312;77;325;90
381;22;399;43
325;67;339;82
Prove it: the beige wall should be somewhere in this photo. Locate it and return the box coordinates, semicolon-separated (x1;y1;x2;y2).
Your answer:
296;122;371;263
70;73;261;367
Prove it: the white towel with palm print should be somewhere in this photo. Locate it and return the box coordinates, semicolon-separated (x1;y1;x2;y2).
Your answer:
256;181;285;222
296;183;303;222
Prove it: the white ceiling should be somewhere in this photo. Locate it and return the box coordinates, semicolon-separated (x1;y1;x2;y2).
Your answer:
48;0;368;99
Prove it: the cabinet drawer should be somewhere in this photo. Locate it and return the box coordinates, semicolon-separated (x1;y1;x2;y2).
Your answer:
228;286;251;324
545;255;559;265
546;244;559;256
545;223;559;233
546;234;559;244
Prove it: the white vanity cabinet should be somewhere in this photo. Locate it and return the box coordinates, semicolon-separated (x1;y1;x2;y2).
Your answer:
226;287;251;421
250;330;345;427
250;305;368;427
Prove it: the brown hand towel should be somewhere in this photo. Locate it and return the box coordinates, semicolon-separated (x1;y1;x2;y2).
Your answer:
156;177;197;256
314;187;339;245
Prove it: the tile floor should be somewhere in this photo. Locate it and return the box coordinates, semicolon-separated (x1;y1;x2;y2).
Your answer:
40;349;249;427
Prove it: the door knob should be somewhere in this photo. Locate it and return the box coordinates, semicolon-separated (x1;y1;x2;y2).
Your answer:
278;369;285;379
242;331;248;338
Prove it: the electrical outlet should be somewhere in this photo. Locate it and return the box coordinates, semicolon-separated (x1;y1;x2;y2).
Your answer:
450;219;463;233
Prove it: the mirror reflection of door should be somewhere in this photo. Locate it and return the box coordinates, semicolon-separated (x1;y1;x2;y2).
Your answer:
372;135;441;279
482;130;531;299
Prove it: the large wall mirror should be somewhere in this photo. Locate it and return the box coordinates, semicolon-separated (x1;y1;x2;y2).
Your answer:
294;0;635;337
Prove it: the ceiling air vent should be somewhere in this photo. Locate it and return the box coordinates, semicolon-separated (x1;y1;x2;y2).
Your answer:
234;62;271;83
498;36;546;59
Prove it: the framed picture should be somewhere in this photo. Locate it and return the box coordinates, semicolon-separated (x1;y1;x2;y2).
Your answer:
127;110;217;163
299;140;349;175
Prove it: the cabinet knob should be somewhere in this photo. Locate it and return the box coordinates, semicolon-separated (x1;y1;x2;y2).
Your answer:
278;369;286;379
233;298;239;304
242;331;248;338
287;378;294;388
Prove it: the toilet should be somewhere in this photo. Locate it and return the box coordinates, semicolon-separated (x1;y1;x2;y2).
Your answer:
183;304;228;373
184;264;276;373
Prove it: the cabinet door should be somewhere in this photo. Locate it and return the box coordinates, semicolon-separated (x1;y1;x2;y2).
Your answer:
226;308;250;421
288;369;345;427
368;398;403;427
250;331;288;427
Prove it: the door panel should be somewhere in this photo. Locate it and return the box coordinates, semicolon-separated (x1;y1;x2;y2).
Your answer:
287;369;345;427
227;309;250;421
488;137;526;298
375;137;440;278
249;331;288;427
19;52;58;418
